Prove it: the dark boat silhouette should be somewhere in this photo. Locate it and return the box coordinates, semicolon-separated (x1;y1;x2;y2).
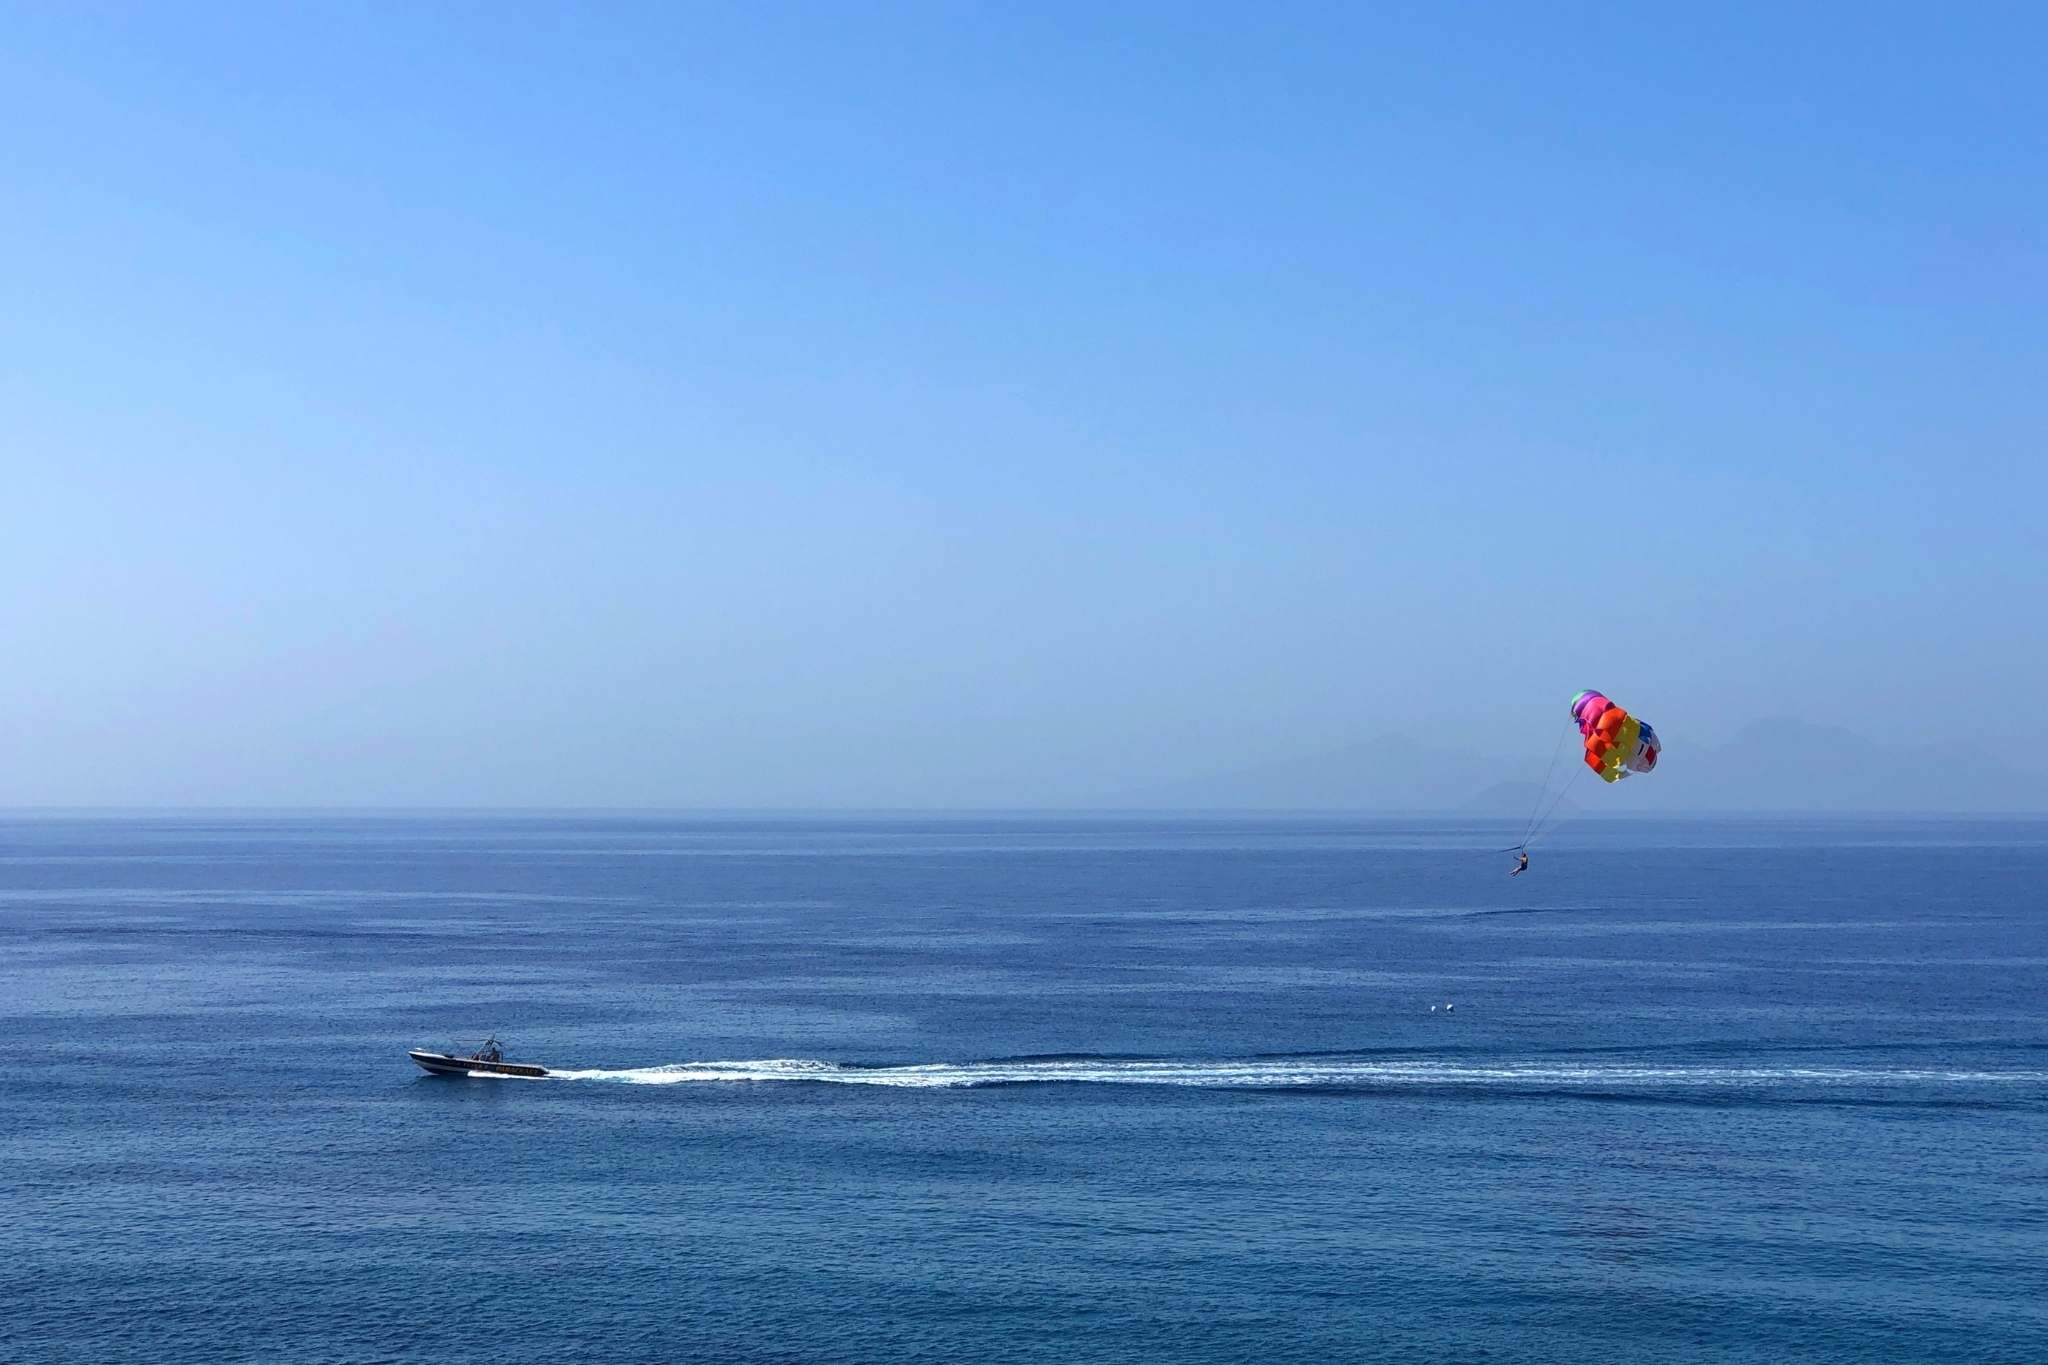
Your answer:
409;1036;548;1078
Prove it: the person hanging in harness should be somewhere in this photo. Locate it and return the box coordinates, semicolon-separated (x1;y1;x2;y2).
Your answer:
1511;851;1529;876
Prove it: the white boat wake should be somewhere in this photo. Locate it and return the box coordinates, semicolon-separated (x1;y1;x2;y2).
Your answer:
541;1056;2047;1090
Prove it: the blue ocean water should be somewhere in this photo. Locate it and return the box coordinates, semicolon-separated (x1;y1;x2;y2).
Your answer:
3;815;2045;1364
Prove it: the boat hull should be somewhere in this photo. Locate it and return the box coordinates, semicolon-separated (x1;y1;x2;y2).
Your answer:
409;1050;549;1078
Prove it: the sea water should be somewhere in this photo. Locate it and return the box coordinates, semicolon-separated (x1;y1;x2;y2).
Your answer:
2;815;2043;1364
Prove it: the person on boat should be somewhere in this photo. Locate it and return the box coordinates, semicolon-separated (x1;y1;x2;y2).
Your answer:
1511;851;1529;876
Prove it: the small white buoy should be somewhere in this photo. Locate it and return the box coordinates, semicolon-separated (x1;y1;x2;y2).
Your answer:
1444;1003;1454;1012
1429;1005;1437;1011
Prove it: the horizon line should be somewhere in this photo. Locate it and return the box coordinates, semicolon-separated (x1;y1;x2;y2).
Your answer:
1;806;2043;820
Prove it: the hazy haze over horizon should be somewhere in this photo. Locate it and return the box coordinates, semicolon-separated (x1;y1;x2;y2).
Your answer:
3;4;2043;808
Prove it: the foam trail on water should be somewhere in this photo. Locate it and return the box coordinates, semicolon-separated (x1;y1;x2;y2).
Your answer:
543;1057;2048;1090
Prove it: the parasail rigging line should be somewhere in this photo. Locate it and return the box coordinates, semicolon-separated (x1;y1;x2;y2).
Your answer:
1521;761;1586;850
1514;717;1579;853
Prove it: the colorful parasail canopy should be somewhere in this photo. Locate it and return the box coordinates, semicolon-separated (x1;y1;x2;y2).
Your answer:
1570;690;1660;783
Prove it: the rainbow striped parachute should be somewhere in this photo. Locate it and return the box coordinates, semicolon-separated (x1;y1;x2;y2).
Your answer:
1571;690;1660;782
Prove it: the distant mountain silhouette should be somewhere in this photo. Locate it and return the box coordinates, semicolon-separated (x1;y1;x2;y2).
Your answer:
1615;718;2048;812
1461;780;1581;817
1112;718;2048;813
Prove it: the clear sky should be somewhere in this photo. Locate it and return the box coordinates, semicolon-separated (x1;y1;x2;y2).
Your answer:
3;3;2042;806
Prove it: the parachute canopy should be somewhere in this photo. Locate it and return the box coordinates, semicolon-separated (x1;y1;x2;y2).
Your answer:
1570;690;1659;783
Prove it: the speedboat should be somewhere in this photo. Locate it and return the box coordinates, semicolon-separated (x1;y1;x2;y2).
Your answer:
409;1036;549;1078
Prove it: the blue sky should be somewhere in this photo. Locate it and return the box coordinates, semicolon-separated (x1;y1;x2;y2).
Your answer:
2;3;2043;805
